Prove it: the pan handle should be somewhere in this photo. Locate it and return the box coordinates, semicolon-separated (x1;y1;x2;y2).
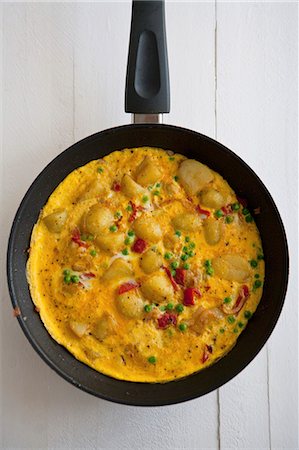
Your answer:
125;0;170;119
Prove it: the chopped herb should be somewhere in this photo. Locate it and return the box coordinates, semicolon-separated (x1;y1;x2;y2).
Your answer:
185;236;190;243
144;304;153;313
122;248;129;256
153;190;160;196
164;252;172;260
148;356;157;364
87;235;94;241
227;315;236;324
169;156;175;161
81;234;88;241
231;202;240;211
97;167;104;173
206;267;214;276
179;323;188;332
126;204;133;212
142;195;149;203
183;263;190;270
223;297;232;304
244;310;252;319
225;215;234;224
90;250;97;257
171;269;176;277
175;230;182;237
214;209;224;218
176;304;184;314
250;259;258;268
109;225;117;232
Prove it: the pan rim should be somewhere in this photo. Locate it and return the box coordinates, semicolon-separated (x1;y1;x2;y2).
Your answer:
6;123;289;406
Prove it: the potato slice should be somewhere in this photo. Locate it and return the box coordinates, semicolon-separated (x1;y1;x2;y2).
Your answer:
79;179;108;201
116;291;144;319
69;321;88;338
140;249;163;274
213;254;250;282
178;159;214;195
102;258;133;281
140;273;173;303
199;188;226;209
136;156;162;186
83;205;114;236
203;218;223;245
43;210;67;233
93;313;116;340
121;174;147;198
96;232;125;253
133;215;162;243
172;213;201;232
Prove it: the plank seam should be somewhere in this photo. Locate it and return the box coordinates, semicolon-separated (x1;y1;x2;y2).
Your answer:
267;346;272;450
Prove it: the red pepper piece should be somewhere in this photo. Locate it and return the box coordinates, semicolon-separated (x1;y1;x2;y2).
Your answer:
118;281;140;295
157;312;177;329
221;205;233;215
201;344;212;363
163;266;179;291
71;228;89;248
174;268;186;286
132;238;147;254
81;272;96;279
183;287;201;306
196;205;211;218
223;284;249;315
206;344;213;354
128;201;144;223
112;181;121;192
237;196;248;208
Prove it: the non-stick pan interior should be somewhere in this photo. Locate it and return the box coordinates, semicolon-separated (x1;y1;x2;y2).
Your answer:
7;124;288;406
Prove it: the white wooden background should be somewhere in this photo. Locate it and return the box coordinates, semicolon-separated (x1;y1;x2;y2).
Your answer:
0;2;298;449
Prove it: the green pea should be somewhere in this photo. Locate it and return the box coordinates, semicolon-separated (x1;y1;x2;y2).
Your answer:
257;254;264;260
115;211;122;219
153;190;160;196
171;261;179;270
63;269;71;276
124;237;132;245
254;279;262;289
225;215;234;224
170;269;176;277
126;204;133;212
245;215;253;223
214;209;224;218
71;275;80;284
254;274;260;278
244;310;252;319
175;304;184;314
87;234;94;241
156;183;161;188
238;322;244;328
219;328;225;334
122;248;129;256
182;246;188;253
148;356;157;364
231;202;240;211
166;303;174;311
175;230;182;237
181;254;189;261
185;236;190;243
188;250;195;257
183;263;190;270
189;242;196;249
250;259;258;268
242;208;250;215
81;234;88;241
164;252;172;260
142;195;149;203
174;175;179;182
204;259;212;268
90;250;97;257
159;305;166;311
233;327;239;333
64;275;71;284
179;323;188;332
169;156;175;161
223;297;232;304
97;167;104;173
144;304;153;313
109;225;117;232
227;315;235;324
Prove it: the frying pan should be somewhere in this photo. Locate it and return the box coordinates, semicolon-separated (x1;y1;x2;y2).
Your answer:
7;1;288;406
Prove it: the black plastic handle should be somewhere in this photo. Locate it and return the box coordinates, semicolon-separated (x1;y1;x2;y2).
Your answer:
125;0;170;114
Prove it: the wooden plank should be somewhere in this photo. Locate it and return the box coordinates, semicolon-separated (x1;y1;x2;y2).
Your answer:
217;2;298;449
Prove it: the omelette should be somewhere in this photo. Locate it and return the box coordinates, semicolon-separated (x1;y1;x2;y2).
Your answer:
27;147;264;383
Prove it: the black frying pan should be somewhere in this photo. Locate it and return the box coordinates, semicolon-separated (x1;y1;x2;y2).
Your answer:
7;1;288;406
